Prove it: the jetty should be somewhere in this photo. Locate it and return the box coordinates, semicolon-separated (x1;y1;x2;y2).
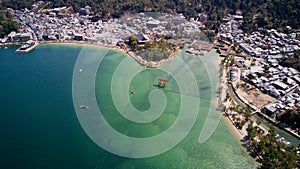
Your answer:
16;40;38;53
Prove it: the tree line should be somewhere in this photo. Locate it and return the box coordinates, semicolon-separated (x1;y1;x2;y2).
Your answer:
1;0;300;33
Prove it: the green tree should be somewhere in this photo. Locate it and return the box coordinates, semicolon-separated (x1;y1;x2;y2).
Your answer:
128;34;138;51
0;10;19;38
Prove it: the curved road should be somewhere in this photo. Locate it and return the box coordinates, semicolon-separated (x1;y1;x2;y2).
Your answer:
228;83;247;107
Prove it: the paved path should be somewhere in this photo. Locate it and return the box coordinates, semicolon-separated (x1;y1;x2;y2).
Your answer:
228;83;247;107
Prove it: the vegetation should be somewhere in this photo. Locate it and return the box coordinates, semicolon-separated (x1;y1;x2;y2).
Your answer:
0;10;19;38
1;0;300;33
128;35;138;51
227;97;299;167
277;109;300;130
279;52;300;71
127;34;176;62
230;105;252;129
247;125;298;168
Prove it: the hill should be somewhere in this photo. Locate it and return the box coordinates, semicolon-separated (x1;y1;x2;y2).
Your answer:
0;0;300;33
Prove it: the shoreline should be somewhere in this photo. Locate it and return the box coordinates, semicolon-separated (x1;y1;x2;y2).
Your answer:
39;41;176;68
222;112;245;141
2;40;175;68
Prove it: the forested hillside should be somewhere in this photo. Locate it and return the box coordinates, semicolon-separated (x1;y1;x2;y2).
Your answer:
0;9;19;38
1;0;300;32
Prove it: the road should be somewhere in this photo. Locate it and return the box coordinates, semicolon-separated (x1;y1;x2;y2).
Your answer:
228;83;247;107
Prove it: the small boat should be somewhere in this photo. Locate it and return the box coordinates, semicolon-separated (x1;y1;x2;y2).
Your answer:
80;105;89;109
79;69;83;72
4;47;8;49
130;90;135;95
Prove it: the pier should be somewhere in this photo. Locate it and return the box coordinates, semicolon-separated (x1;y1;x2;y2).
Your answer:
16;40;38;53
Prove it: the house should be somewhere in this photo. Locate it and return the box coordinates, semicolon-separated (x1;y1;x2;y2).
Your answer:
12;32;33;42
6;31;17;42
241;70;249;79
292;76;300;85
240;43;254;55
49;12;56;17
253;47;262;57
250;65;264;74
80;7;90;16
265;103;278;115
272;81;289;90
285;78;296;86
233;15;243;20
136;33;150;44
73;33;84;41
288;67;299;75
261;76;269;83
146;20;160;28
270;89;280;98
268;59;278;67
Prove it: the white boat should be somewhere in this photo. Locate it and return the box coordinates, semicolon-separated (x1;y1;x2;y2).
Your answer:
4;47;7;49
79;69;83;72
80;105;89;109
130;90;135;94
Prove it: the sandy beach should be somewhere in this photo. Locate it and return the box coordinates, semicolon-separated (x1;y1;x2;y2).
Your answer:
223;113;245;141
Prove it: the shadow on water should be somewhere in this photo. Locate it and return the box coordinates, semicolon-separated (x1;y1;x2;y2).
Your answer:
152;84;212;101
153;84;165;89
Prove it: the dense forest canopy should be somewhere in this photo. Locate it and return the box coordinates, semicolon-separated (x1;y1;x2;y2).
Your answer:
0;10;19;38
0;0;300;33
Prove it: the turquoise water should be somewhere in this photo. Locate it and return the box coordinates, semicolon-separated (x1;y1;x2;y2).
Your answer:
0;44;257;168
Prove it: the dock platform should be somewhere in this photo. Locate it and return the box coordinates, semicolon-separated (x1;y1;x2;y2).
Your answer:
16;41;38;53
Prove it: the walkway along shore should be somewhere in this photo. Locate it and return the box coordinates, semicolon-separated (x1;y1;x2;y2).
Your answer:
218;61;247;141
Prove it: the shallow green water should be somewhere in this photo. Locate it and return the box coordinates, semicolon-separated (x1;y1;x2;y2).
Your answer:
0;44;257;168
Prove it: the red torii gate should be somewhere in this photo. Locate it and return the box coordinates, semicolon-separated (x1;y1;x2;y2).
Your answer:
157;78;167;88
